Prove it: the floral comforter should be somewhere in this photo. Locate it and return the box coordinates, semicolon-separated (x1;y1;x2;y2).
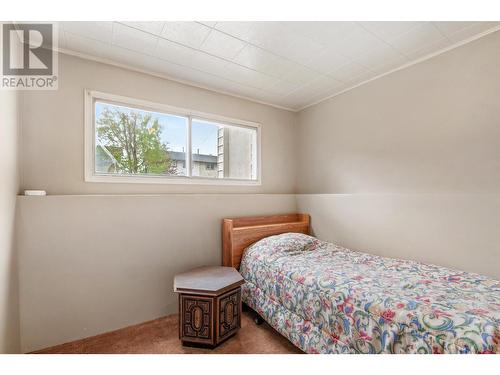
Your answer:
240;233;500;354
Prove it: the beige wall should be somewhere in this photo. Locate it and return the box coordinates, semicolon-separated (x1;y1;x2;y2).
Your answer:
21;53;297;195
17;194;296;353
0;90;21;353
297;31;500;194
296;31;500;278
297;194;500;279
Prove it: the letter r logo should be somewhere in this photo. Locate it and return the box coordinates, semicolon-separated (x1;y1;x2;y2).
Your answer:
2;23;53;76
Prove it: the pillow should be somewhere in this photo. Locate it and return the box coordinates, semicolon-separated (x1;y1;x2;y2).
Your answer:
247;232;320;257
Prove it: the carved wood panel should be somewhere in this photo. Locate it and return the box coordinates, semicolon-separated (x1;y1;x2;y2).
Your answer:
218;289;241;340
181;296;212;341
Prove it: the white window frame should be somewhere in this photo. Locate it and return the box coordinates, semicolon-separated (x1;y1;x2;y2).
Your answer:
84;90;262;186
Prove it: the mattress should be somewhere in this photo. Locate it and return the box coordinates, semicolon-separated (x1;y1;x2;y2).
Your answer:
239;233;500;354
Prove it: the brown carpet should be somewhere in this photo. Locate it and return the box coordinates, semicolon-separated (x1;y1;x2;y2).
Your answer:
33;310;303;354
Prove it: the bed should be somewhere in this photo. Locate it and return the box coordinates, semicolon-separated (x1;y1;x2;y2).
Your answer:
222;214;500;354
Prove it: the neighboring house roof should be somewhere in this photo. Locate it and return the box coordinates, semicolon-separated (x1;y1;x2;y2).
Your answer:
96;144;119;163
169;151;217;163
95;144;119;172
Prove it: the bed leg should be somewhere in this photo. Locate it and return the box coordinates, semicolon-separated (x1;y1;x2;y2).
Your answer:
253;315;264;325
243;303;264;325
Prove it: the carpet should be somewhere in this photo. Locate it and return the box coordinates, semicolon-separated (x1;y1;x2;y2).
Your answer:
33;310;302;354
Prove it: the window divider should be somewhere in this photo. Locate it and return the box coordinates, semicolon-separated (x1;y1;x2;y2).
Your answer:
186;116;192;177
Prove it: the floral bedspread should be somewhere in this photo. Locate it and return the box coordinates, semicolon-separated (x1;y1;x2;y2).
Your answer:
239;233;500;354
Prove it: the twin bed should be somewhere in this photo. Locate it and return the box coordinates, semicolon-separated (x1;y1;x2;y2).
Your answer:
222;214;499;354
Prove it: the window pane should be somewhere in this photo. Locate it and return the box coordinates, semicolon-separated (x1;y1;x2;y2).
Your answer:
94;101;187;176
192;119;257;180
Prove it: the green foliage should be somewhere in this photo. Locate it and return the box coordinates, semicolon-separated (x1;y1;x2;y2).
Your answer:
96;106;177;175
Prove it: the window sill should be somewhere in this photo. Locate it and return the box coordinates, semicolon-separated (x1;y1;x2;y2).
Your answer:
85;174;262;186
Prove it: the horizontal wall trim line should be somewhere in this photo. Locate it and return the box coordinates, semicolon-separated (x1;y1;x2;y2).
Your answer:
17;193;297;198
17;193;500;198
295;193;500;196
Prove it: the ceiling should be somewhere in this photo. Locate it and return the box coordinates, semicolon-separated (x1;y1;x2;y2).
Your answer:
57;21;500;111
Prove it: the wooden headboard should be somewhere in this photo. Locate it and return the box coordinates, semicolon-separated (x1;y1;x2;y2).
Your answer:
222;213;310;269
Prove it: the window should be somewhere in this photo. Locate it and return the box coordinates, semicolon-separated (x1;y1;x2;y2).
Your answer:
85;90;261;185
191;119;257;180
94;101;187;177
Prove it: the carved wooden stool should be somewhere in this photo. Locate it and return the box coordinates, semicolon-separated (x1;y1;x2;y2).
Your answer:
174;266;244;348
